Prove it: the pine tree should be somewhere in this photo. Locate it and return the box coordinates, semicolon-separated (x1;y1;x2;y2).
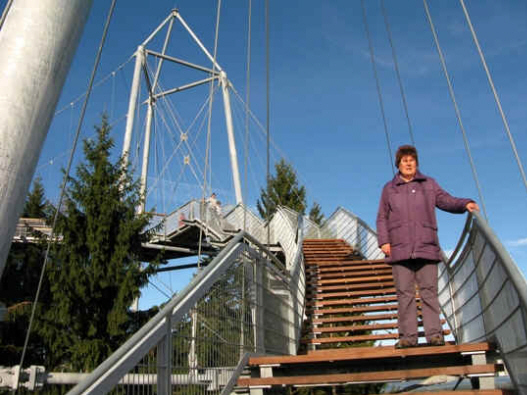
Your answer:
0;178;51;366
257;159;307;220
22;176;48;218
309;202;325;225
37;114;158;371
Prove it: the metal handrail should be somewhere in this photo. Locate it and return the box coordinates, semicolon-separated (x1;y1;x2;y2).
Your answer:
69;210;305;394
68;232;247;394
439;211;527;394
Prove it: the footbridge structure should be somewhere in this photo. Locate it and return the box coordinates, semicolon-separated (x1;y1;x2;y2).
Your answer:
52;203;526;394
1;2;527;394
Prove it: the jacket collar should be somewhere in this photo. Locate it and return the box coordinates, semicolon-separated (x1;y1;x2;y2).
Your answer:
392;170;428;186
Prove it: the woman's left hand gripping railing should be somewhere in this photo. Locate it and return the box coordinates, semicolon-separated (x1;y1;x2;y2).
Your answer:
67;231;293;395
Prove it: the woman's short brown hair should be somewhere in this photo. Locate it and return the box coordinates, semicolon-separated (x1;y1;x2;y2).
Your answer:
395;145;419;168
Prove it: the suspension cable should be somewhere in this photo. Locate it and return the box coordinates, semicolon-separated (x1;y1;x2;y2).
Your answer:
0;0;14;31
459;0;527;196
360;0;395;175
244;0;252;233
380;0;416;147
17;0;118;385
198;0;222;265
266;0;271;246
422;0;488;220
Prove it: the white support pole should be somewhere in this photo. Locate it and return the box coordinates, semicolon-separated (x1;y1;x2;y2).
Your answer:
122;45;145;168
0;0;93;281
220;72;243;204
139;98;154;213
175;12;223;72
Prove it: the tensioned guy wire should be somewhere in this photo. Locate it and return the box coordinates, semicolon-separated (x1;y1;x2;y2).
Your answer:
360;0;395;175
17;0;118;386
198;0;222;266
380;0;415;147
266;0;271;246
459;0;527;196
422;0;488;220
244;0;252;233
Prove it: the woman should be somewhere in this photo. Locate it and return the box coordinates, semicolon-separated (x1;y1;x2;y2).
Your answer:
376;145;479;348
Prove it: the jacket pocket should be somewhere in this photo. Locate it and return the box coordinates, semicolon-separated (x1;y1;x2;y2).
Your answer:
388;221;404;246
420;222;438;245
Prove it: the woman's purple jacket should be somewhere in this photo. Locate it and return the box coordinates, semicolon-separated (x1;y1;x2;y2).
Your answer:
376;170;473;264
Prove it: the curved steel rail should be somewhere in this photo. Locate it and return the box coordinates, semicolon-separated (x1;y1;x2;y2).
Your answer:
438;211;527;394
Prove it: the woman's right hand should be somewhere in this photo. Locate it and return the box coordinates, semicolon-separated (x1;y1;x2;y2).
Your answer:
381;243;391;256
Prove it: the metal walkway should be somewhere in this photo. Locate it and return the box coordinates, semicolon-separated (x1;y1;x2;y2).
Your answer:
237;238;507;393
50;206;527;394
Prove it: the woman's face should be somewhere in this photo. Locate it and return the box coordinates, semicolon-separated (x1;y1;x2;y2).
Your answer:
398;155;417;179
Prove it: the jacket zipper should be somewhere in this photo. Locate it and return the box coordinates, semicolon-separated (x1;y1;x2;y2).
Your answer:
407;181;416;259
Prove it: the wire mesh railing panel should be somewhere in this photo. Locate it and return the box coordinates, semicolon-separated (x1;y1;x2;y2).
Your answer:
167;257;257;394
442;212;527;394
69;224;306;394
148;200;228;241
302;216;321;239
223;204;266;242
320;207;383;260
270;208;298;269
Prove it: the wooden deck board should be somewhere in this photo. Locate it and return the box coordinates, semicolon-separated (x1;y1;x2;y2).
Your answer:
238;364;500;387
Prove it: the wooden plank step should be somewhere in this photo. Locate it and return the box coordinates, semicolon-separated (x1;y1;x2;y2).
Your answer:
302;329;451;344
307;303;399;316
312;258;386;267
303;248;353;253
310;280;395;292
237;364;501;387
249;342;493;365
306;263;391;275
304;239;347;244
395;391;512;395
307;268;392;280
307;312;398;325
303;240;348;246
311;319;446;334
307;295;398;307
302;252;355;258
309;312;406;324
304;259;386;267
312;274;394;286
312;322;398;334
309;287;397;299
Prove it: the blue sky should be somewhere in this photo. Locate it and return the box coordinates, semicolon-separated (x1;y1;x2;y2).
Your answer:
9;0;527;307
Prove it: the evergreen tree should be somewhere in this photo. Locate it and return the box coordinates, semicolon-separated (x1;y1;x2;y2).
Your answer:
257;159;307;220
309;202;325;225
22;176;48;218
37;114;158;371
0;178;51;366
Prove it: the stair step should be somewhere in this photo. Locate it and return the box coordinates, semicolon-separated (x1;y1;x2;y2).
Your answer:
310;274;393;286
307;267;392;280
309;287;397;299
304;259;385;267
392;391;512;395
309;319;447;334
312;322;398;334
307;259;387;268
237;364;501;387
302;329;451;344
309;280;395;292
309;311;421;324
307;303;400;316
306;295;399;307
250;342;493;365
